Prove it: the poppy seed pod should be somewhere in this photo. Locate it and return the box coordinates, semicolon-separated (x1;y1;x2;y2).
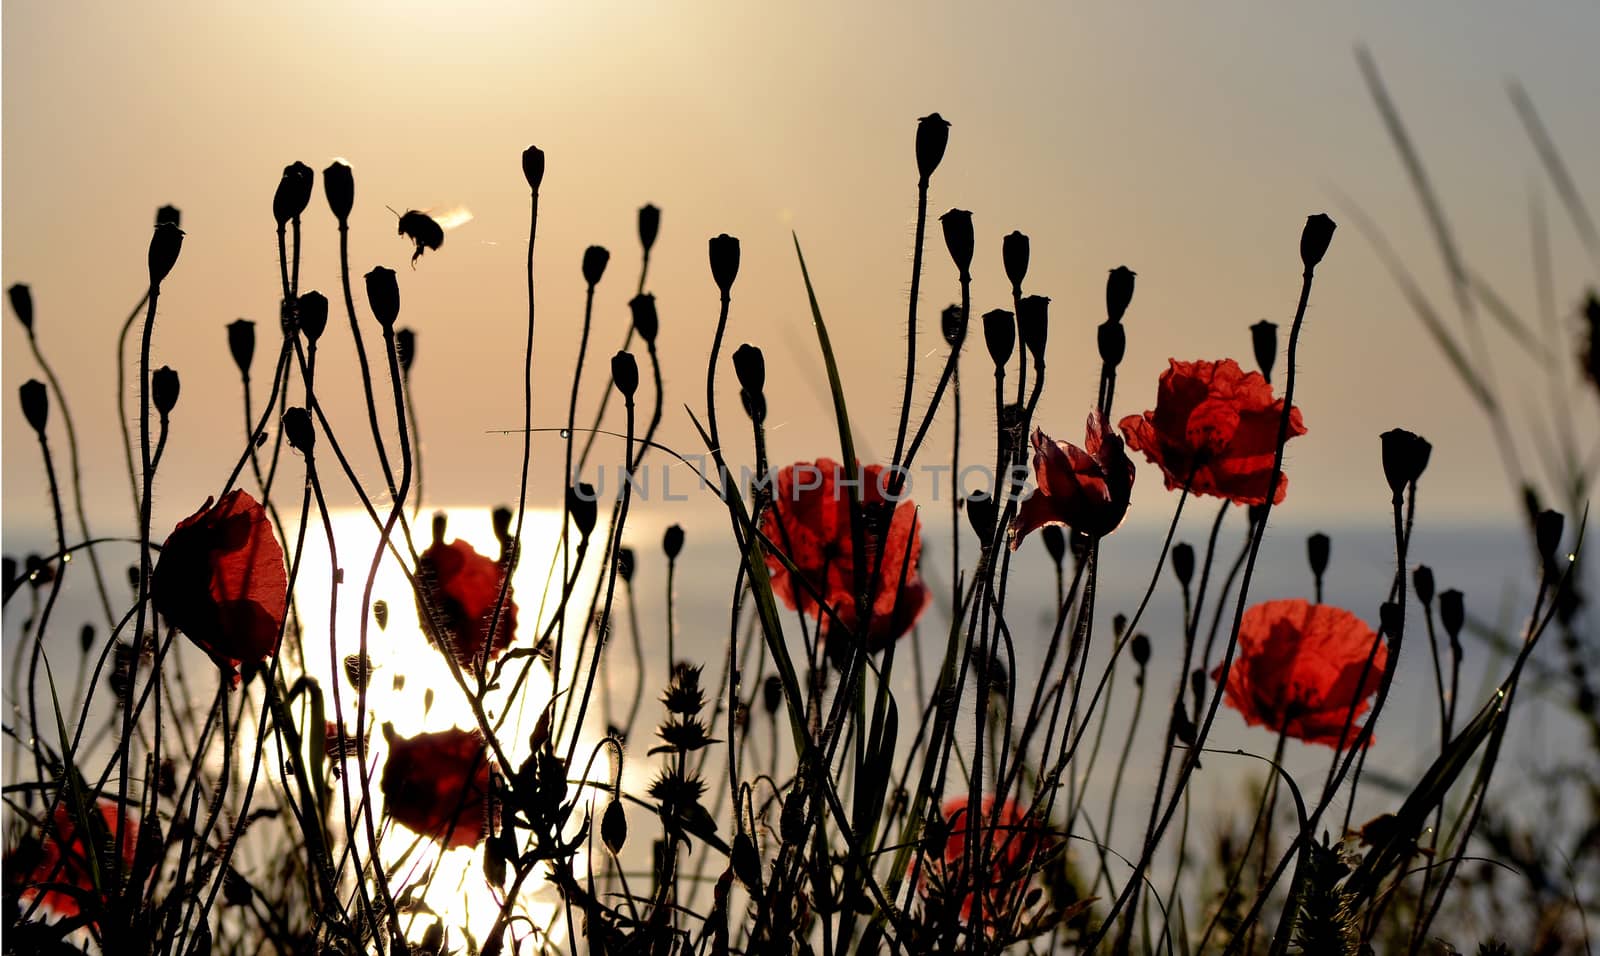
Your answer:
582;245;610;287
1308;532;1330;579
1535;509;1565;569
323;160;353;222
296;291;329;342
491;504;513;543
8;284;33;333
152;366;180;415
227;320;255;377
19;380;48;433
965;491;998;540
148;222;184;286
1438;589;1465;645
732;344;765;395
566;484;597;539
1040;525;1066;565
1106;266;1136;323
1378;601;1403;637
602;800;627;855
1380;428;1432;499
1017;295;1049;364
940;209;974;277
1251;320;1278;383
638;204;660;253
663;524;685;559
1131;633;1151;667
282;407;314;454
1097;320;1125;368
272;162;314;226
395;328;416;376
1002;231;1030;291
522;145;545;190
982;309;1014;369
629;294;659;345
364;267;400;328
709;234;740;294
915;112;950;182
1413;565;1435;606
611;351;639;399
616;547;635;584
1300;213;1337;270
155;205;181;227
762;674;783;715
940;304;967;348
1170;542;1195;587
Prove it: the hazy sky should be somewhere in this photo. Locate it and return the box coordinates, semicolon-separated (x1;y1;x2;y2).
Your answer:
4;1;1598;549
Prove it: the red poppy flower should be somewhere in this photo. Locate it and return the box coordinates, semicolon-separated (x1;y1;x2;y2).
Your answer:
917;796;1051;932
9;798;140;920
1118;358;1307;506
1212;598;1387;748
1010;412;1135;549
760;459;930;651
380;725;490;849
416;539;516;669
151;489;288;687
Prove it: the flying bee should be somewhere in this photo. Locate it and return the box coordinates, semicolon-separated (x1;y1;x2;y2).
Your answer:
389;205;473;267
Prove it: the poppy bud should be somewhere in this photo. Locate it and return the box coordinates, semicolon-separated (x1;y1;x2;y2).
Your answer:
148;222;184;285
709;234;740;294
8;284;33;333
1106;266;1136;324
1251;320;1278;383
965;491;997;539
395;328;416;376
663;524;684;559
273;162;314;226
999;230;1033;295
1308;532;1330;580
602;800;627;855
80;624;96;654
983;309;1014;369
1438;589;1464;645
1131;633;1151;667
1535;509;1565;571
940;304;967;348
431;512;448;546
364;267;399;328
629;294;658;345
732;344;765;395
155;205;181;227
1018;295;1049;364
1413;565;1435;606
227;320;255;377
1112;612;1128;639
940;209;974;277
152;366;180;415
616;547;635;583
323;160;353;222
582;245;610;287
283;407;315;454
1097;320;1125;368
1170;542;1195;587
567;483;597;539
296;291;328;342
522;145;546;190
915;112;950;182
638;203;660;253
611;350;639;398
492;504;513;543
1300;213;1336;270
1379;601;1403;638
1380;428;1432;498
763;674;783;715
1040;525;1066;565
19;380;47;433
732;831;763;891
373;599;389;631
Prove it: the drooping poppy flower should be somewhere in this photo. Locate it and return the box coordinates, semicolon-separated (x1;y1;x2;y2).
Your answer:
380;725;490;849
1118;358;1307;506
1010;412;1135;549
760;459;930;651
1212;598;1387;748
151;489;288;687
9;798;140;920
416;539;516;669
917;796;1051;933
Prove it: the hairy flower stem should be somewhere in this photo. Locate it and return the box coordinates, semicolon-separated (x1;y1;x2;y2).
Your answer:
890;175;931;471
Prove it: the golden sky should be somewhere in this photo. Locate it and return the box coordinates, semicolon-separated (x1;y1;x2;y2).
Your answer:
4;1;1598;542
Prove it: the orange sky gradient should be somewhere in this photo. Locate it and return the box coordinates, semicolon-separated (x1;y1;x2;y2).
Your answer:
4;1;1598;546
